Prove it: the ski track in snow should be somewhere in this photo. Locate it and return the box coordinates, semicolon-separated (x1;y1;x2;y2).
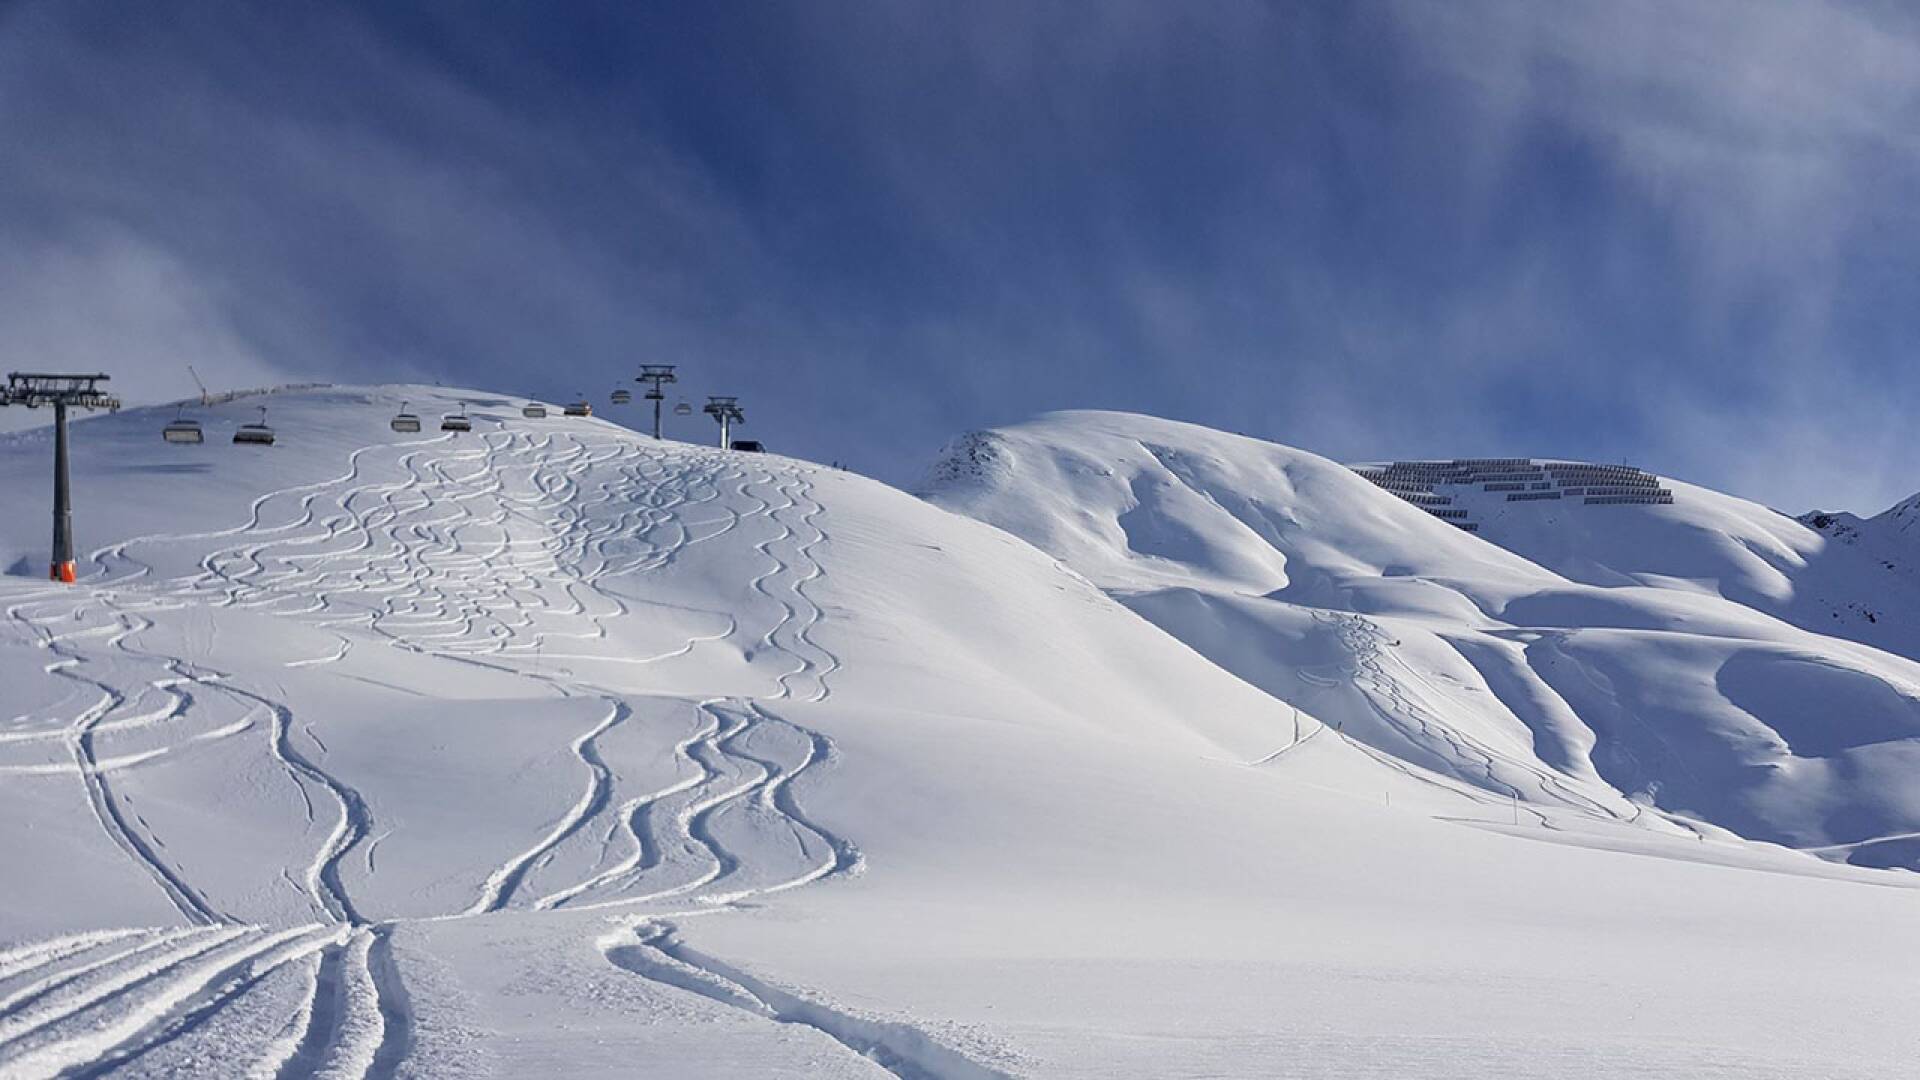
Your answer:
4;601;230;927
466;697;631;916
0;424;960;1077
602;921;1009;1080
1310;609;1623;830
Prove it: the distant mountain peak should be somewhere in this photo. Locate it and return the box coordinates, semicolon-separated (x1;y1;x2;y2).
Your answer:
1878;491;1920;534
1799;509;1865;542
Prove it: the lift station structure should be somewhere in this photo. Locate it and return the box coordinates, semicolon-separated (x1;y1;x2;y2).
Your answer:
0;372;120;583
703;395;744;450
637;364;678;439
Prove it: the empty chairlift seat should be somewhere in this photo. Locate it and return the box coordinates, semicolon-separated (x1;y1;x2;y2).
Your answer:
611;388;632;405
162;411;204;444
234;407;276;446
565;400;592;417
673;400;693;416
522;403;548;419
391;403;423;433
441;408;472;433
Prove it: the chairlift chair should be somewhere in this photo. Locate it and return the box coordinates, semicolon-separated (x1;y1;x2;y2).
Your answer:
611;388;632;405
673;400;693;417
564;398;592;417
441;406;472;433
522;402;548;419
390;402;422;433
233;407;276;446
162;408;204;445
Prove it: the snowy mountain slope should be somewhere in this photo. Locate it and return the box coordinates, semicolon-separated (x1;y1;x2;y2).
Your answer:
0;384;1336;1075
0;388;1304;911
922;411;1920;872
2;388;1918;1078
1794;494;1920;650
1357;453;1920;663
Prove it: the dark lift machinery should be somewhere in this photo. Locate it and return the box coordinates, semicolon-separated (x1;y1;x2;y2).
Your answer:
0;372;121;583
637;364;678;439
703;395;744;450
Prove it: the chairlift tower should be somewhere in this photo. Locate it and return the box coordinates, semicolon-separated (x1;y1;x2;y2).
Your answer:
1;373;120;583
703;396;744;450
636;364;678;439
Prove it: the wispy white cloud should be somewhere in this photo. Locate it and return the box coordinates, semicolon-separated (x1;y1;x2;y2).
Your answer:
1362;0;1920;510
0;3;774;407
0;225;287;428
2;2;1916;512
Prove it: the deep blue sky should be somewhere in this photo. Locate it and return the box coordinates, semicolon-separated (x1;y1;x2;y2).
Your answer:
3;1;1918;512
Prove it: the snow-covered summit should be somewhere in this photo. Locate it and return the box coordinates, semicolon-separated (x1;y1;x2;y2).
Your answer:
1802;490;1920;555
925;409;1920;872
919;410;1549;601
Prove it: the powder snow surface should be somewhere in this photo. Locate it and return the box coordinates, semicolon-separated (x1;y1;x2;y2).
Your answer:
0;390;1914;1078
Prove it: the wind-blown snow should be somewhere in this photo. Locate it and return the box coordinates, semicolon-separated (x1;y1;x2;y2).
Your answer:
0;391;1916;1077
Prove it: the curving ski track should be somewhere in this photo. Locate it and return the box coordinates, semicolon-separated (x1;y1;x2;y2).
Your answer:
0;421;949;1077
604;921;1009;1080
